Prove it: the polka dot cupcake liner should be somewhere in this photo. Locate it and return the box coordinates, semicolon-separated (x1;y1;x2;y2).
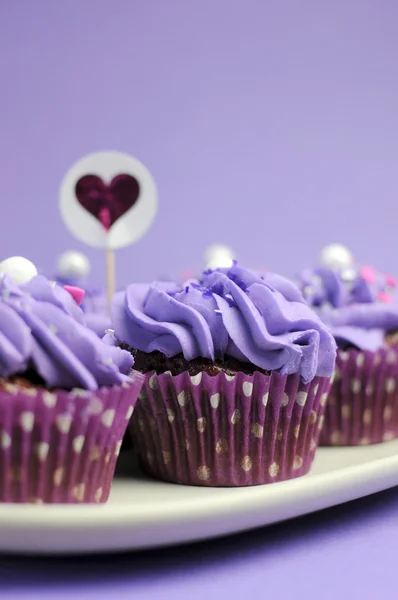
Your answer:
0;373;144;503
130;370;332;487
320;347;398;446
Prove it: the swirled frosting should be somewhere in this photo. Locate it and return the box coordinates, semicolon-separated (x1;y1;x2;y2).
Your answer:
111;264;336;382
55;275;111;337
0;275;133;389
297;265;398;351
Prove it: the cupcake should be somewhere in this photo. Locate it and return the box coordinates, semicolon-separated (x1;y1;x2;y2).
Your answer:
108;263;336;487
55;250;111;337
0;273;143;503
298;256;398;446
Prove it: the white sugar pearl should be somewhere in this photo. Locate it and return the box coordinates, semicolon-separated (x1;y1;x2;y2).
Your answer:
203;244;235;270
57;251;90;279
319;244;353;271
0;256;37;284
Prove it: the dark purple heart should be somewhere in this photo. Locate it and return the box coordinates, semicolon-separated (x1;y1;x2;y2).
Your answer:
75;174;140;230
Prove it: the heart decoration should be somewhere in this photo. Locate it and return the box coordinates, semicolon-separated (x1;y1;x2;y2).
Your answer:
75;174;140;231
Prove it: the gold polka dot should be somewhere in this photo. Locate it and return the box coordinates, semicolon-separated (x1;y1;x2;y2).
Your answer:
383;431;395;442
162;450;171;465
341;404;351;419
276;428;283;441
29;497;43;504
241;456;252;471
384;406;393;421
197;466;210;480
351;379;361;394
73;483;86;502
215;439;228;454
320;393;328;407
362;409;372;425
104;452;111;464
138;419;145;432
231;409;241;425
94;488;103;503
310;438;317;451
318;415;325;430
294;425;300;439
251;423;263;438
149;374;158;389
90;444;101;461
386;378;396;394
359;437;371;445
115;441;122;456
53;467;64;486
268;462;280;477
197;417;206;433
185;439;190;451
167;409;175;423
309;411;317;424
365;383;374;396
293;455;303;470
333;368;340;381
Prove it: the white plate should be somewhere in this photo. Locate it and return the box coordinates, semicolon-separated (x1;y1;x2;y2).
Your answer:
1;441;398;555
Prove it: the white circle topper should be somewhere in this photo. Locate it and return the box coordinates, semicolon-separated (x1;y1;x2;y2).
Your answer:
59;151;158;250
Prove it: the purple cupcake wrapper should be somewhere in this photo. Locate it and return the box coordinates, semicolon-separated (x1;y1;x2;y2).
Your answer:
320;347;398;446
130;370;331;487
0;372;144;503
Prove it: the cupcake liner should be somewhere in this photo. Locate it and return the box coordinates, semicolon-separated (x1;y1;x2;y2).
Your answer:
320;347;398;446
130;370;331;487
0;372;144;503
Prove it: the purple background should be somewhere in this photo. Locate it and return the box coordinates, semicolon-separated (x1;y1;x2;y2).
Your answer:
1;0;398;286
1;1;397;597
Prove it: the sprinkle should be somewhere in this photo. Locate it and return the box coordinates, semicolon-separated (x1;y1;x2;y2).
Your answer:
385;274;397;288
185;286;189;293
360;265;375;284
377;291;392;304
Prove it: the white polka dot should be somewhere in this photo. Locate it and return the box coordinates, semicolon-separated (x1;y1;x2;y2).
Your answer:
251;423;263;438
53;467;64;486
177;391;187;406
137;418;145;432
20;412;34;432
23;387;37;397
359;437;371;445
356;353;365;367
0;431;11;449
88;397;103;415
162;450;171;464
281;393;289;407
126;406;134;420
101;409;115;428
73;483;86;502
362;409;372;425
72;388;90;397
216;439;228;454
149;374;158;389
36;442;49;461
56;414;72;434
164;370;172;376
185;439;190;450
241;456;252;471
29;497;43;504
318;415;325;430
365;383;374;396
231;409;240;424
210;393;220;408
90;444;101;461
310;438;317;451
167;409;175;423
95;488;103;503
296;392;308;407
333;368;340;381
293;455;303;470
73;435;85;453
330;430;343;445
242;382;253;397
190;373;202;386
262;392;269;406
384;406;393;421
104;451;111;463
309;411;317;424
386;378;396;394
197;466;210;480
225;374;235;381
268;462;280;477
342;404;351;419
197;417;206;433
313;384;319;396
115;441;122;456
294;425;300;438
43;391;57;408
146;451;154;465
383;431;395;442
351;379;361;394
3;383;18;394
340;352;349;362
320;393;328;407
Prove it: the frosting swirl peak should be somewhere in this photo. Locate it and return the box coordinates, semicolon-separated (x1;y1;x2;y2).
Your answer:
111;264;336;382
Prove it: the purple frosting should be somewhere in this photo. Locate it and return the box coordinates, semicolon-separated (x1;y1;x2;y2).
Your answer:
0;275;133;390
110;264;336;383
55;275;111;338
297;266;398;351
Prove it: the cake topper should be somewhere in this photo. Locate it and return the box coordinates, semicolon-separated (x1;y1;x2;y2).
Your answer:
319;243;353;271
203;244;235;270
59;150;158;308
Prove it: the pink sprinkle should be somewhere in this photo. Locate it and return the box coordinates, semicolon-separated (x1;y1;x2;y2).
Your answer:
377;291;392;304
99;207;111;231
64;285;85;306
360;265;375;284
385;274;397;288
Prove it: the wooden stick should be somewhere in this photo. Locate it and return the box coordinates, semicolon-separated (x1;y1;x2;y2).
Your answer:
106;248;116;312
